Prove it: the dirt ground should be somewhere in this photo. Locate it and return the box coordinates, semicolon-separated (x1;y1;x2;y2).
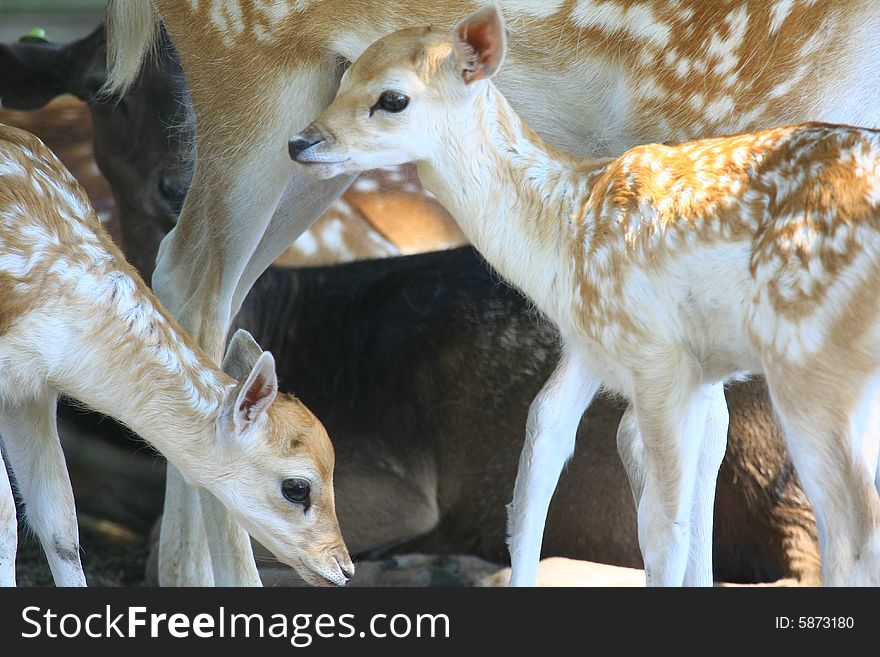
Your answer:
15;526;149;587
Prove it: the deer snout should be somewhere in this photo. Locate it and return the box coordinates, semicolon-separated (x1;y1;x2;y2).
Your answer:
335;550;355;582
288;130;325;161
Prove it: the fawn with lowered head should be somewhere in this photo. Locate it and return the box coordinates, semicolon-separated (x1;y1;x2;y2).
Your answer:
290;6;880;586
0;124;352;586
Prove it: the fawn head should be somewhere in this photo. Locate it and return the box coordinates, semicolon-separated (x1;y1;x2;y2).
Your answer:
205;330;353;586
289;4;507;178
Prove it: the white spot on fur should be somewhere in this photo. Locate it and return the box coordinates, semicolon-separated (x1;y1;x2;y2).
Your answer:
769;0;795;34
0;157;27;178
295;230;319;256
209;0;244;46
570;0;671;46
705;96;735;122
499;0;565;18
353;177;379;192
639;77;664;101
254;0;293;22
706;6;749;75
768;64;810;99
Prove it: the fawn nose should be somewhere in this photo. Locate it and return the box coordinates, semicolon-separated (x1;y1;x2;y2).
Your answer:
339;562;354;581
289;133;324;160
334;550;355;582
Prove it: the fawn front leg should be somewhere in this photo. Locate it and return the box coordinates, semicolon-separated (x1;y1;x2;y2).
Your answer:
507;350;599;586
0;439;16;586
683;382;728;586
633;363;714;587
616;385;726;586
616;403;645;506
0;394;86;587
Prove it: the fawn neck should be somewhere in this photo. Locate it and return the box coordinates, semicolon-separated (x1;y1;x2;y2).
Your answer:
48;272;234;481
416;82;603;323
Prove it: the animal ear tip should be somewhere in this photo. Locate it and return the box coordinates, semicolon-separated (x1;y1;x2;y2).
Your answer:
257;349;276;368
231;328;253;344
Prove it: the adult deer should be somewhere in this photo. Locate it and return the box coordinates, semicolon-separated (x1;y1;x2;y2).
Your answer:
105;0;880;585
0;124;352;586
291;6;880;586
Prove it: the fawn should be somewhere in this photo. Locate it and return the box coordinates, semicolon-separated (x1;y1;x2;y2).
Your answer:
0;123;352;586
289;5;880;586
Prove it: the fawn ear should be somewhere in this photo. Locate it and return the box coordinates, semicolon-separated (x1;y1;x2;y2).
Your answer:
223;330;278;435
453;4;507;84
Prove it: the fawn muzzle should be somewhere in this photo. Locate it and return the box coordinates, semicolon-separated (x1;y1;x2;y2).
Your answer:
288;128;325;161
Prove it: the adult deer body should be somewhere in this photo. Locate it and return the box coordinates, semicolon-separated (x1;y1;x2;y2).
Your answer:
292;7;880;586
105;0;880;585
0;124;352;586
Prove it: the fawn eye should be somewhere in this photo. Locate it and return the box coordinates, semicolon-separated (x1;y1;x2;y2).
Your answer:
282;478;311;505
370;90;410;116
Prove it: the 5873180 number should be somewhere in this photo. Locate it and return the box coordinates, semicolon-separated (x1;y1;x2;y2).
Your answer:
775;617;854;629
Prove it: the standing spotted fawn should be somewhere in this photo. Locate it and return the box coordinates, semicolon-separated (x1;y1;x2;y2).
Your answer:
290;6;880;586
0;124;353;587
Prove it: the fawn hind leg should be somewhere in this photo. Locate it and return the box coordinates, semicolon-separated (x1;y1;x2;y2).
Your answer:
766;369;880;586
0;435;16;586
0;393;86;586
507;349;600;586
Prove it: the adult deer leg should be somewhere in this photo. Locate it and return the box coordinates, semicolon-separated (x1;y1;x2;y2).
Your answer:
616;403;645;506
153;64;345;587
230;171;356;316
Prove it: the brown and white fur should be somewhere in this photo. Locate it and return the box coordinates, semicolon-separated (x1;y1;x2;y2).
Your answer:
104;0;880;586
0;124;352;586
291;6;880;586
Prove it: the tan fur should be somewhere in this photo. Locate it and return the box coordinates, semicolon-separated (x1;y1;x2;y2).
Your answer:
118;1;875;147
